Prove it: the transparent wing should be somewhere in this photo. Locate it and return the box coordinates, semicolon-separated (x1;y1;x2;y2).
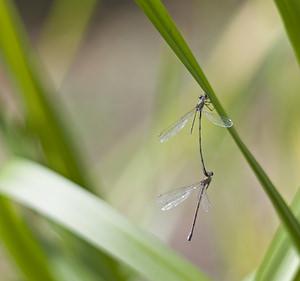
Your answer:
157;182;201;211
158;108;195;143
201;189;211;213
202;110;233;128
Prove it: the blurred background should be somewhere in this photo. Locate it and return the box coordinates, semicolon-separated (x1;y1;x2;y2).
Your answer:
0;0;299;280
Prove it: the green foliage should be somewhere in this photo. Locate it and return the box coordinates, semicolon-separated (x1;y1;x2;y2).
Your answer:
0;0;299;280
0;0;122;280
0;0;90;188
0;198;57;281
275;0;300;65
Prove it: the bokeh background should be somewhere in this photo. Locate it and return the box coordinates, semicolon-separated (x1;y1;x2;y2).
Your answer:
0;0;299;280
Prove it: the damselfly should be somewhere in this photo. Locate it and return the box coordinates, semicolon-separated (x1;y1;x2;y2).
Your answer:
157;171;213;241
158;95;233;143
158;94;233;176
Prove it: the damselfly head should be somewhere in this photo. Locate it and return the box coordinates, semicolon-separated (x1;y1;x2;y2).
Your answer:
199;94;211;103
204;94;212;102
203;172;213;186
204;171;213;177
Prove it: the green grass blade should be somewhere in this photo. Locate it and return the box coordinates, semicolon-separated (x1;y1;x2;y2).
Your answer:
275;0;300;65
0;0;90;188
0;198;57;281
0;158;212;281
254;187;300;281
135;0;300;252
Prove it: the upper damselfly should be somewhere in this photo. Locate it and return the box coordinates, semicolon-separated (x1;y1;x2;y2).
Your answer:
158;95;233;142
158;94;233;176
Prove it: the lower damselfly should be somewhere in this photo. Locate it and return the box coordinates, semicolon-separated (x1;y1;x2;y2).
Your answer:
158;94;233;176
157;171;213;241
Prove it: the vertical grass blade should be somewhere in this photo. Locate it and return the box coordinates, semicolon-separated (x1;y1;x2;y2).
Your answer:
0;159;212;281
0;1;127;280
275;0;300;65
135;0;300;252
0;0;89;188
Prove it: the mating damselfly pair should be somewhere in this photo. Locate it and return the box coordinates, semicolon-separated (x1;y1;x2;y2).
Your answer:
157;94;233;240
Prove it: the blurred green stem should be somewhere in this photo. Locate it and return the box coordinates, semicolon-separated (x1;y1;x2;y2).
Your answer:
0;0;90;189
0;1;127;280
0;198;56;281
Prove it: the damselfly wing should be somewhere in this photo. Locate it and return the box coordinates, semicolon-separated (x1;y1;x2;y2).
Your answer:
157;181;211;212
158;97;233;143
